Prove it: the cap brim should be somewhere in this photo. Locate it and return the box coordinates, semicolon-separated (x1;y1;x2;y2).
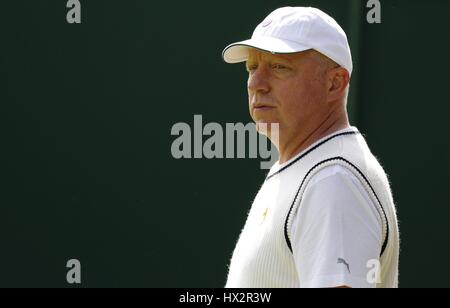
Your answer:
222;37;311;63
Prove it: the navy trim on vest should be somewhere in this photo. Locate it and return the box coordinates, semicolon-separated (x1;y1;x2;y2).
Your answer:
266;131;359;181
284;157;389;258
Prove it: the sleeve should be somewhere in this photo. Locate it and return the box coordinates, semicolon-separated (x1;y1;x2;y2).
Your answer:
291;165;382;288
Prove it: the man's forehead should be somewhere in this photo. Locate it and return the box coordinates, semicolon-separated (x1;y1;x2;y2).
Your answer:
246;48;312;62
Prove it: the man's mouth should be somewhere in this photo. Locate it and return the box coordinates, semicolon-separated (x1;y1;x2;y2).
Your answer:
253;104;275;111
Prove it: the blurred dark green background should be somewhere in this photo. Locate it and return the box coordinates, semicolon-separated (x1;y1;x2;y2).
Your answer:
1;0;449;287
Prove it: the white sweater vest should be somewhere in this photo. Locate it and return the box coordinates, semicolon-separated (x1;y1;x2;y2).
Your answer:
226;127;399;288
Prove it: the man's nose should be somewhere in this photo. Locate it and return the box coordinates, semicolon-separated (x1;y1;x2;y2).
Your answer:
248;67;270;94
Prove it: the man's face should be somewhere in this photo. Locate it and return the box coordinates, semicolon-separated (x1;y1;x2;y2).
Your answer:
246;49;330;141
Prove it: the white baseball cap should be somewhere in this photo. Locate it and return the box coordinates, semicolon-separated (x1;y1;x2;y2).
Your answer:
222;7;353;75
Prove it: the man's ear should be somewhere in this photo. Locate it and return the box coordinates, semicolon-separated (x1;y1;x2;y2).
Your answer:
327;67;350;103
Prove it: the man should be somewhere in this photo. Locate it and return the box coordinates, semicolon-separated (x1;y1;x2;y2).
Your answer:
222;7;399;288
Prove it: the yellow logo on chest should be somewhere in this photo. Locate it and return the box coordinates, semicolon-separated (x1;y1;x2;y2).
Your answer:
260;208;269;225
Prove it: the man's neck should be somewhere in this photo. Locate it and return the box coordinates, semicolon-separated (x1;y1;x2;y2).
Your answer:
277;114;350;164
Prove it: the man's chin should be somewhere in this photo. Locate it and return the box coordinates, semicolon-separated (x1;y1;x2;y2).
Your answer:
255;122;268;133
255;121;279;141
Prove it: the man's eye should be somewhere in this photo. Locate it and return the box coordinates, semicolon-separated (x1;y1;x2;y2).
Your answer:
272;64;288;70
